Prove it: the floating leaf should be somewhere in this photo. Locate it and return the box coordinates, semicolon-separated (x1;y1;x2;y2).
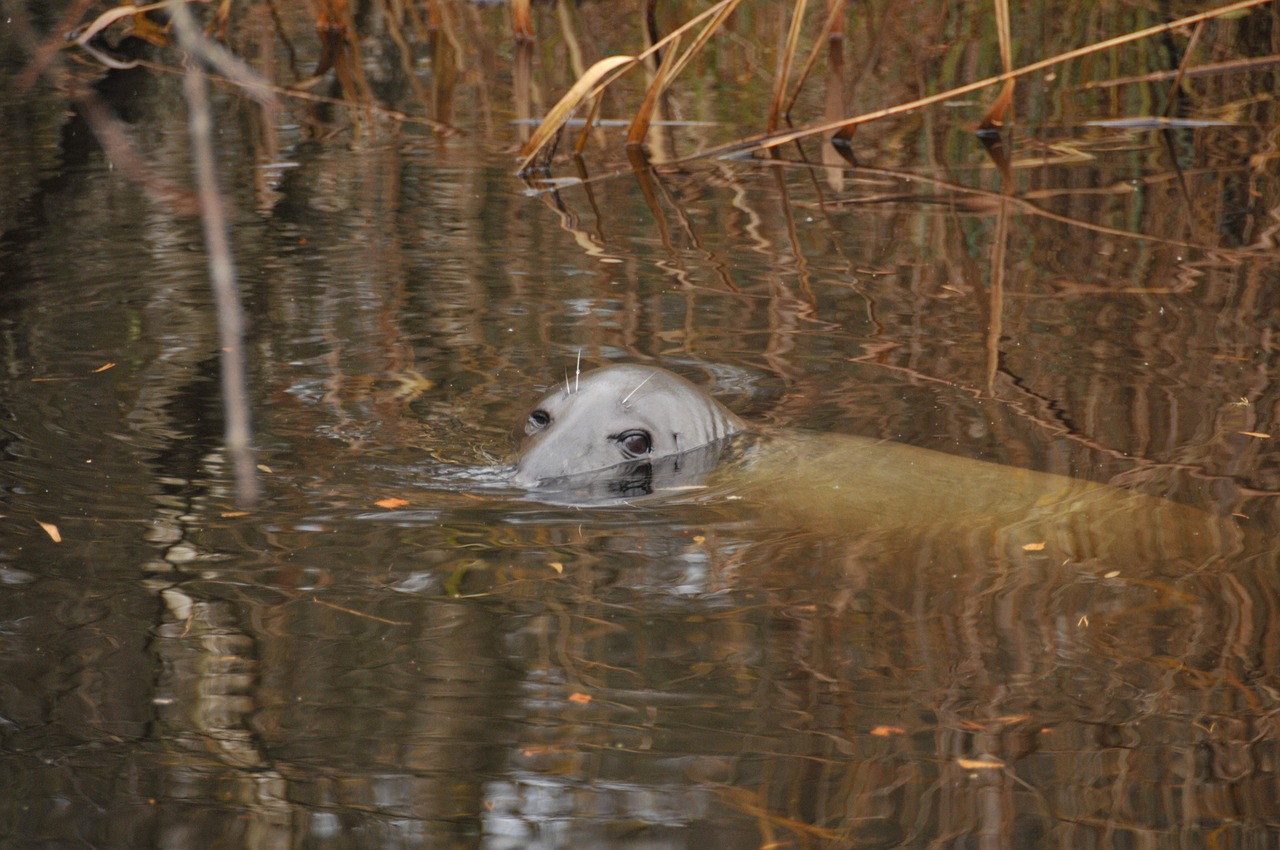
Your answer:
870;725;906;737
93;362;117;373
956;757;1004;769
1021;541;1045;551
376;497;409;509
568;692;592;705
37;520;61;542
1239;431;1270;439
548;561;564;574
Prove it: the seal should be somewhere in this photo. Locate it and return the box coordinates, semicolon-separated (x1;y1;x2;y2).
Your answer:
512;363;1253;570
512;364;744;490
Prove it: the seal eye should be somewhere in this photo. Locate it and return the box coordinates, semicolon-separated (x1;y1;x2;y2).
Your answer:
525;409;551;437
616;430;651;457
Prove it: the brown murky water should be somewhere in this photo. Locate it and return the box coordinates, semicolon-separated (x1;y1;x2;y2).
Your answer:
3;1;1280;847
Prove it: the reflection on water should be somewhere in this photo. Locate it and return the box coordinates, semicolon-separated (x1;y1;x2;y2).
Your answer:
3;1;1280;846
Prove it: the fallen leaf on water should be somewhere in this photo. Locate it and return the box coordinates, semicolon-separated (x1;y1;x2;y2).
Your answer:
1022;542;1045;551
37;521;61;542
568;692;592;705
870;725;906;737
93;362;117;373
1239;431;1271;439
548;561;563;574
220;511;250;518
375;497;409;509
956;757;1004;769
520;745;562;757
257;464;273;473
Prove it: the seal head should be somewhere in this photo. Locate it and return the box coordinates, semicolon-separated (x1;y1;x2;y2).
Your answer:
513;364;745;490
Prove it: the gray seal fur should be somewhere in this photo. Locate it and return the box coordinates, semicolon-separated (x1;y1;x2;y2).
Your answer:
512;364;744;488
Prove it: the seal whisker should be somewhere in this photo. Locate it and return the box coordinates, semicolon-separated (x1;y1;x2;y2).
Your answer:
575;349;582;394
621;372;655;407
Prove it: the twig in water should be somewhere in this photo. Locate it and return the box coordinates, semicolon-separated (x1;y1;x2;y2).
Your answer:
172;3;259;507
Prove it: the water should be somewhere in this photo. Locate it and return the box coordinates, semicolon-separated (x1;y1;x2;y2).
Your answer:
3;1;1280;847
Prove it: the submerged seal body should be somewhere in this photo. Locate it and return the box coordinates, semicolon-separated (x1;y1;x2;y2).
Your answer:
513;364;1252;570
512;364;744;489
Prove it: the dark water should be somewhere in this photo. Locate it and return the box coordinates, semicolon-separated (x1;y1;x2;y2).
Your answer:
3;2;1280;847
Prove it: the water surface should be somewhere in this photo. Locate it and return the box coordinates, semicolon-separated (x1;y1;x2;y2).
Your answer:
3;2;1280;847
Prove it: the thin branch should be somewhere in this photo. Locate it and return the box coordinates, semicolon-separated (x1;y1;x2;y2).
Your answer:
172;3;260;507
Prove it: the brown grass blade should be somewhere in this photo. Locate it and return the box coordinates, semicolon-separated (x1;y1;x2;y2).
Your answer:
511;0;534;42
1163;20;1205;117
979;79;1016;130
685;0;1271;161
519;0;744;167
1082;54;1280;89
994;0;1012;70
73;0;173;69
978;0;1015;130
627;34;681;147
767;0;808;133
625;0;744;148
783;0;847;120
645;0;743;90
573;94;605;156
516;54;638;171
